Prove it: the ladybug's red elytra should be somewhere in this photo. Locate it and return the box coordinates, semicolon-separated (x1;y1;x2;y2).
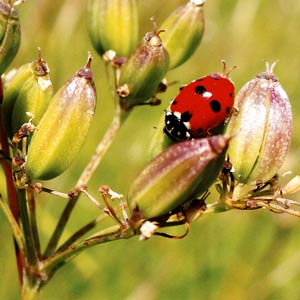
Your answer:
164;67;235;141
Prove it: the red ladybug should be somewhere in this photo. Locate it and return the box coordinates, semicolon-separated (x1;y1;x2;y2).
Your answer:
164;66;235;141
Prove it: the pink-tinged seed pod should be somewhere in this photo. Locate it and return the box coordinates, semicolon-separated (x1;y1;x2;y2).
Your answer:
128;135;229;219
225;62;292;184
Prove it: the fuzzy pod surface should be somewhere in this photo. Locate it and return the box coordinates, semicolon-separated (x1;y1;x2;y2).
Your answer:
26;55;96;180
225;63;292;184
128;135;229;219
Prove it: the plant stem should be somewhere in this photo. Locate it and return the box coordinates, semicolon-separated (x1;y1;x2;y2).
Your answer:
17;189;38;266
0;77;24;283
20;276;43;300
43;226;136;274
43;105;130;257
0;194;25;256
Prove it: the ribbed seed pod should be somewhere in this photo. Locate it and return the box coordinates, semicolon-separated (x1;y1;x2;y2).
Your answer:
2;62;32;135
160;0;205;69
128;135;229;219
26;54;96;180
0;1;21;74
225;62;292;184
117;29;169;110
11;50;53;136
87;0;138;58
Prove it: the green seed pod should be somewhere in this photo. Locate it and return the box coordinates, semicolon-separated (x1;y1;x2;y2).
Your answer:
26;54;96;180
128;135;229;219
117;29;169;110
160;0;205;69
87;0;138;58
1;62;32;135
225;62;292;184
149;113;173;159
11;50;53;136
0;1;21;74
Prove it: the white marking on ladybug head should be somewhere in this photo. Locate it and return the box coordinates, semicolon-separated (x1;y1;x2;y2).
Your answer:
183;121;191;129
174;111;182;119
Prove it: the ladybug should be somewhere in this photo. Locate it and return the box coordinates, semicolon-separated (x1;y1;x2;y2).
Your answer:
164;65;235;141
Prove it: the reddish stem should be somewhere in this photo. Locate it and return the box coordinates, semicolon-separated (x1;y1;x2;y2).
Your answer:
0;76;23;284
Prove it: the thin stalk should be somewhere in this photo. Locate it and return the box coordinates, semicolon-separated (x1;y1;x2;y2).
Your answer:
0;194;25;255
20;276;43;300
43;105;130;257
57;214;108;252
26;188;41;258
17;189;38;266
0;76;23;283
43;226;136;274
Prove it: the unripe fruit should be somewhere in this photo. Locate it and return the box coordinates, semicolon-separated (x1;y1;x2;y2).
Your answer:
0;1;21;74
128;135;229;219
87;0;138;58
117;28;169;110
160;0;205;69
225;62;292;184
26;54;97;180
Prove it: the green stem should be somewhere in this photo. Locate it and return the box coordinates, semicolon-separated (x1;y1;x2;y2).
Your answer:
0;193;25;255
26;188;41;258
43;105;130;257
17;189;38;266
20;276;43;300
43;226;136;274
56;213;108;252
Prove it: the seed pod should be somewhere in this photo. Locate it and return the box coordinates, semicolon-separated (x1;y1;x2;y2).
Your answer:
1;62;32;135
26;54;96;180
0;1;21;74
87;0;138;58
160;0;205;69
11;50;53;136
128;135;229;219
225;62;292;184
149;113;173;159
117;28;169;110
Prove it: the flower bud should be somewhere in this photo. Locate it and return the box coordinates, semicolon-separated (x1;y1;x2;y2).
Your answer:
160;0;205;69
128;135;229;219
26;54;96;180
87;0;138;58
117;28;169;110
11;49;53;136
0;1;21;74
2;62;32;135
225;62;292;184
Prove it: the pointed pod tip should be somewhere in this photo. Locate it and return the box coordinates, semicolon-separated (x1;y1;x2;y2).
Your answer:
77;53;93;80
256;60;279;82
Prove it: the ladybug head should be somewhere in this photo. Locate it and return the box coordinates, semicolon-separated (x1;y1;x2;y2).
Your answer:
164;110;191;141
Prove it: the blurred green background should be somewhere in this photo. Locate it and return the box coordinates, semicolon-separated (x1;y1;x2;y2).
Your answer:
1;0;300;299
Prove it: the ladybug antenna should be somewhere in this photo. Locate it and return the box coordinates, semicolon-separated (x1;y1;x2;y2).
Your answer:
221;60;238;78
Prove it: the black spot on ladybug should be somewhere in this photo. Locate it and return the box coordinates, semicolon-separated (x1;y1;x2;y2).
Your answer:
195;85;207;95
197;128;203;134
171;100;178;105
210;99;221;112
181;111;192;122
229;92;233;98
